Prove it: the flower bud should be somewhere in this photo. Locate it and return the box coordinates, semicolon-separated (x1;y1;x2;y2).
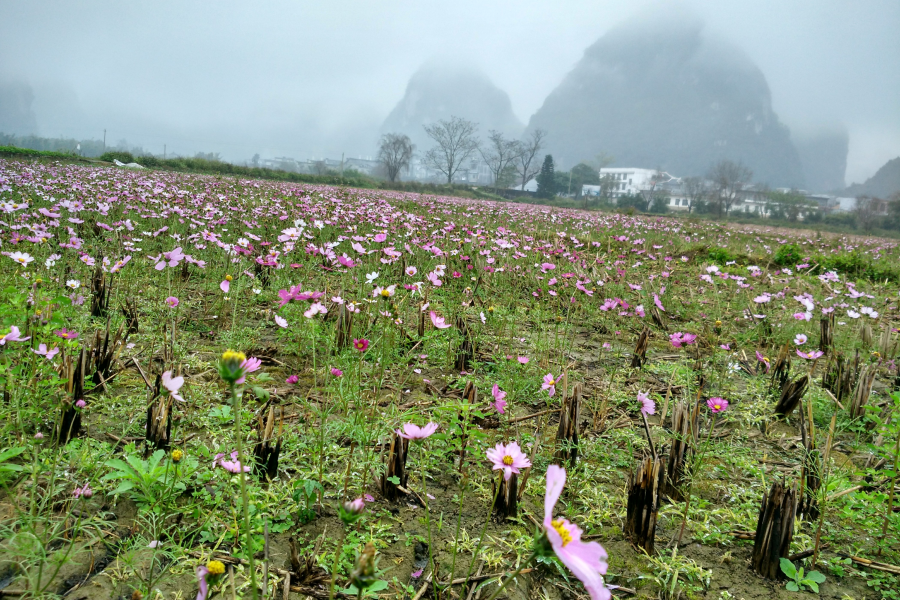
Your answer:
349;542;378;591
340;498;365;525
218;350;247;383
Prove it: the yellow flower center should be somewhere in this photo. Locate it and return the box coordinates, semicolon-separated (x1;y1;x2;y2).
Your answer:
381;289;390;297
206;560;225;575
715;320;722;326
713;404;721;410
225;274;233;281
17;258;25;263
502;455;514;466
551;519;573;547
548;379;555;386
222;349;246;363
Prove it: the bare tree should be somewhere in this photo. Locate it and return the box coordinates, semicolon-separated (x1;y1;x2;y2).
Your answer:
423;116;479;184
478;130;523;189
855;196;879;232
312;160;329;176
377;133;414;182
682;176;706;213
598;173;617;202
708;160;753;217
514;129;546;190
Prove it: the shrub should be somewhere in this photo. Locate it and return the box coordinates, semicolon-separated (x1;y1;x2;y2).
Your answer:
99;151;136;163
708;247;734;264
773;244;802;266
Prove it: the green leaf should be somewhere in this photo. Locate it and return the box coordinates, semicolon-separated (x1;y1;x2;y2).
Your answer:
0;447;26;463
807;571;826;583
805;581;819;593
367;580;389;593
780;557;797;579
251;386;270;402
786;581;799;592
387;476;400;485
113;481;135;494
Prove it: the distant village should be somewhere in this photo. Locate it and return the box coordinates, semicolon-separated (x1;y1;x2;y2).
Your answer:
259;154;880;220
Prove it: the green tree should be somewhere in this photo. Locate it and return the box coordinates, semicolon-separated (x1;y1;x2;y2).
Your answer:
571;162;601;206
536;154;557;198
617;193;648;212
649;194;670;213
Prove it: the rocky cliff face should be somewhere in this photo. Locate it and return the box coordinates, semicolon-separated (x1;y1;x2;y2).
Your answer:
0;80;38;136
526;13;804;187
792;126;848;192
382;62;523;152
844;157;900;199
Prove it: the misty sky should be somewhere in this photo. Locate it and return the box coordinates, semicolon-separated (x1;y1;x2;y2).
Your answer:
1;0;898;184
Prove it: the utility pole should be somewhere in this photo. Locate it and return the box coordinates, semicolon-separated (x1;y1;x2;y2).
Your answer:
103;129;106;150
164;144;166;160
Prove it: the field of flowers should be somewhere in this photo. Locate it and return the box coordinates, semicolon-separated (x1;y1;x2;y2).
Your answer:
0;157;899;600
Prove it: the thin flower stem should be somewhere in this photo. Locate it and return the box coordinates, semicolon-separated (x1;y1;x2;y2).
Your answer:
231;382;259;600
328;528;347;600
675;413;717;548
482;552;537;600
462;476;504;584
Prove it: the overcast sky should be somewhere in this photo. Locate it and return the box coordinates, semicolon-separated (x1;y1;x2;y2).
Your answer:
1;0;897;183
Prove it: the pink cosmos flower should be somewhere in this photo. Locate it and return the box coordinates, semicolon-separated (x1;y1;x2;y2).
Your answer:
220;279;230;293
353;338;369;352
32;343;60;360
637;391;655;415
331;368;343;377
234;357;262;385
491;384;507;414
286;374;299;384
707;397;728;413
75;399;87;409
796;349;824;360
274;315;288;328
719;344;731;350
1;326;30;345
653;293;665;312
430;311;451;329
396;422;438;440
755;351;771;373
196;565;211;600
542;373;557;397
303;302;327;318
543;465;610;600
486;441;531;480
517;356;529;364
215;450;251;473
55;328;78;340
794;334;807;345
669;332;697;348
161;370;185;402
165;296;179;308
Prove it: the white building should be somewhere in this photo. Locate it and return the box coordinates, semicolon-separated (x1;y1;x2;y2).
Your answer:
582;168;679;200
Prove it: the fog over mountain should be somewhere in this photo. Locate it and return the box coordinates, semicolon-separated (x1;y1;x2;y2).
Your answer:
527;10;805;187
381;61;523;153
0;1;897;184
